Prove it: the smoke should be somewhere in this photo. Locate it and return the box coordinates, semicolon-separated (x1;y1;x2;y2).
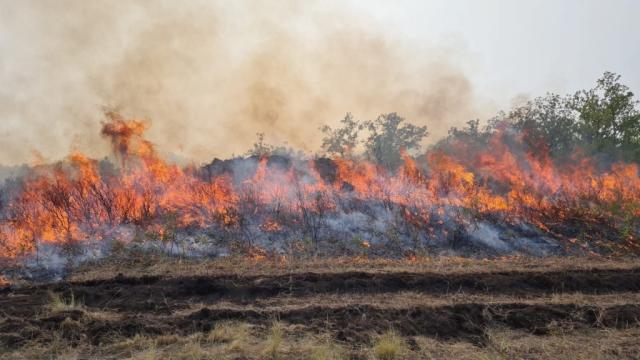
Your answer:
0;0;489;165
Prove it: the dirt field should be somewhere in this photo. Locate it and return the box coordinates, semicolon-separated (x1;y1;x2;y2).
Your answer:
1;257;639;359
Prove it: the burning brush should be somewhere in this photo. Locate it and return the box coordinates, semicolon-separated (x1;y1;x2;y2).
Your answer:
0;109;639;279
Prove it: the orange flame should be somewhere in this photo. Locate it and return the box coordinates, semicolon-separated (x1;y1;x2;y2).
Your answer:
1;116;639;260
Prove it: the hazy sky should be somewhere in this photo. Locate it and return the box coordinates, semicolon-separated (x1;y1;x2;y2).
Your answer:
353;0;640;99
1;0;639;165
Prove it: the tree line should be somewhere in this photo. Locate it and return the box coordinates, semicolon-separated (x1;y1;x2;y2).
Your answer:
309;72;640;169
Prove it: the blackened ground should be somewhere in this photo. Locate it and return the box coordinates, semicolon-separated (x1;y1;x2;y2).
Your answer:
31;266;640;312
1;263;640;352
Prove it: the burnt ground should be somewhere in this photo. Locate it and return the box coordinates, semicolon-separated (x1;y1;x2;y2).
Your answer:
1;259;640;359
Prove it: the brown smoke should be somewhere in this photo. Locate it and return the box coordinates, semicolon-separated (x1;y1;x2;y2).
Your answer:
0;0;490;166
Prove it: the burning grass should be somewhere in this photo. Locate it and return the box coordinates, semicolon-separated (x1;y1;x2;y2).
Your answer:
1;111;640;278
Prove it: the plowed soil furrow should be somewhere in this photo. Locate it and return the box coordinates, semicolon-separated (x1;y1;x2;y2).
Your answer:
3;303;638;347
3;267;638;315
2;265;640;355
181;303;640;343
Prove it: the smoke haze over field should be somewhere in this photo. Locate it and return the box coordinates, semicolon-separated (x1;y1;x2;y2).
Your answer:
1;0;639;165
0;1;483;165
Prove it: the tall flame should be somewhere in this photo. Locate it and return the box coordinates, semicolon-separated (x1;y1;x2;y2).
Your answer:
1;115;639;260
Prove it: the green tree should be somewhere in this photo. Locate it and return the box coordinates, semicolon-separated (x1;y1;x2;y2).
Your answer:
319;113;363;157
511;94;578;159
246;133;272;157
446;119;486;143
245;133;299;157
433;119;493;159
570;72;640;159
363;113;428;170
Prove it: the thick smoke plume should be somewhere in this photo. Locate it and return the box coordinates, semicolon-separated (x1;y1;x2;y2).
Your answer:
0;1;485;165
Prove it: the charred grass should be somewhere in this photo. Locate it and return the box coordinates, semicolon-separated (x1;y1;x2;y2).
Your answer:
1;257;640;359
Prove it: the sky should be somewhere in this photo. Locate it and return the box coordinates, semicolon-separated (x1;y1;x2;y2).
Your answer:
354;0;640;99
0;0;639;166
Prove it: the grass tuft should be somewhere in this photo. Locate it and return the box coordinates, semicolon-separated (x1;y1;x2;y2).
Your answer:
177;339;208;360
207;321;250;350
48;291;83;313
107;334;154;355
154;334;180;347
59;317;82;341
373;330;406;360
126;346;160;360
309;340;346;360
262;322;285;359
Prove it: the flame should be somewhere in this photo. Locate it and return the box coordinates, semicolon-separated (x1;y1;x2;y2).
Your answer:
1;115;639;261
260;219;283;232
246;245;268;261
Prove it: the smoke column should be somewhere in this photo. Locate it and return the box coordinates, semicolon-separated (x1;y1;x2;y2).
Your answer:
0;0;490;166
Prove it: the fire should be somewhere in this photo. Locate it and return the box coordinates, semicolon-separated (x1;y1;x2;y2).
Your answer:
1;114;639;262
100;112;154;165
260;219;283;232
246;246;268;261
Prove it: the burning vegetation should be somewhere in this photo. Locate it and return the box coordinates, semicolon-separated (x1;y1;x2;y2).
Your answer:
1;73;640;360
0;73;639;276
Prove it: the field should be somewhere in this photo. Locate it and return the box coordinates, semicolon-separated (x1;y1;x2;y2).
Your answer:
1;256;639;359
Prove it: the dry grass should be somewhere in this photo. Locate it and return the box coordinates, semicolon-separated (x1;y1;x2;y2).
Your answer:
2;257;639;359
207;321;251;351
59;317;82;341
372;330;407;360
126;347;160;360
177;338;209;360
154;334;180;347
47;291;83;313
239;291;640;312
105;334;156;358
410;328;640;360
262;322;285;359
67;255;638;283
307;337;346;360
2;327;640;359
